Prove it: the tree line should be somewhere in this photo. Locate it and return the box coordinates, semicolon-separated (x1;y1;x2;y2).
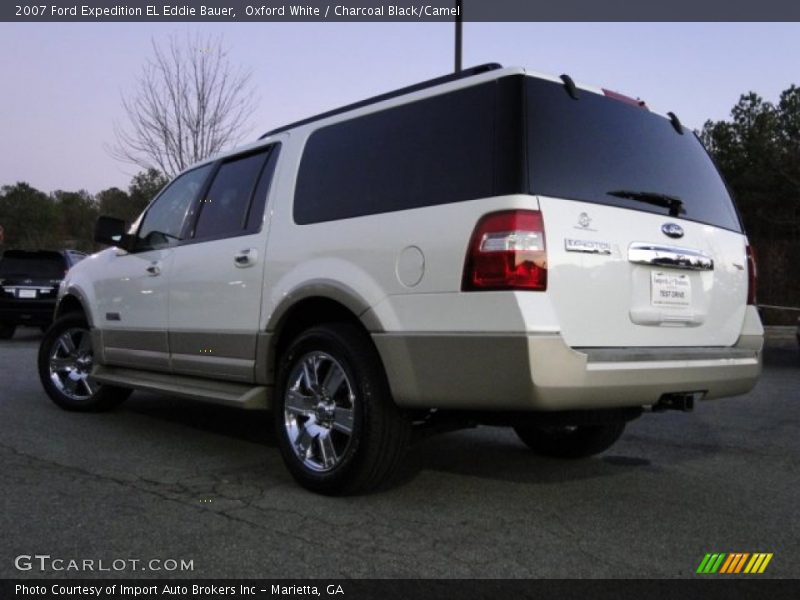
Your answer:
0;169;166;252
701;84;800;322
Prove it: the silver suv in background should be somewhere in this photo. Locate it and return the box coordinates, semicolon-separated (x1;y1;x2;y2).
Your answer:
38;65;762;494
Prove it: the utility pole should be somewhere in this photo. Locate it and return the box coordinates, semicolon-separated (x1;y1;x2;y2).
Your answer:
455;0;462;72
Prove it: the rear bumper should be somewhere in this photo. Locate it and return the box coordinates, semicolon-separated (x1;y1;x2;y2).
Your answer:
373;313;763;412
0;300;56;326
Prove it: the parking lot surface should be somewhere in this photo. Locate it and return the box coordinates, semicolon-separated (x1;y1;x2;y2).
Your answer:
1;329;798;578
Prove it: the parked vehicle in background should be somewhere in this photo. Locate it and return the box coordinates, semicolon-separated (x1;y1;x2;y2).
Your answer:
38;64;763;495
0;249;86;338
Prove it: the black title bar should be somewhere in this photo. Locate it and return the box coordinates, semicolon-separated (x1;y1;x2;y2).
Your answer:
3;579;800;600
4;0;800;22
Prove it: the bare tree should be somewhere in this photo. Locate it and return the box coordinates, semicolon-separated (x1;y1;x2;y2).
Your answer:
110;34;257;178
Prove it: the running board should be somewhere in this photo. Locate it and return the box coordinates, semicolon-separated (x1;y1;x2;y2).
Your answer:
91;366;271;409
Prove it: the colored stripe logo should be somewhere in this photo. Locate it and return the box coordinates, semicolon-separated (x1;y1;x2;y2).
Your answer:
696;552;773;574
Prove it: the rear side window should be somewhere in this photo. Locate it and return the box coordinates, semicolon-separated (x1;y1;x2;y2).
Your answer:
192;147;276;240
294;83;497;224
525;77;742;232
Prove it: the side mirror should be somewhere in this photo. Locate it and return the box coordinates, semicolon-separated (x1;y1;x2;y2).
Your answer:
94;216;132;249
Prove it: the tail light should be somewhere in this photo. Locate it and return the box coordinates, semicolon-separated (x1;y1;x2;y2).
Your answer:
746;244;757;305
462;210;547;291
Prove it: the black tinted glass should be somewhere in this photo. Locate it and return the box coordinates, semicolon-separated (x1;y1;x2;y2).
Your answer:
294;82;496;224
246;146;280;232
194;150;270;240
0;255;65;279
526;77;742;232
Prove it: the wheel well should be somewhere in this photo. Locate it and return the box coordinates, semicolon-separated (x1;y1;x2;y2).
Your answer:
272;297;372;369
56;295;86;320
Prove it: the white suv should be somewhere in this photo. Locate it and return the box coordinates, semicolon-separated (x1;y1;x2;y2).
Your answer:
38;64;763;494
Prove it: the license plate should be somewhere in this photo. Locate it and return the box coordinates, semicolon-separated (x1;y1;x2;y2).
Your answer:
18;289;37;299
651;271;691;307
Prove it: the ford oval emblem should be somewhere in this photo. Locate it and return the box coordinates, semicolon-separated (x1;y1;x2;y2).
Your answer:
661;223;684;239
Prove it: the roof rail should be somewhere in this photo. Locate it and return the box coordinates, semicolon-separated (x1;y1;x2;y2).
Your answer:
258;63;503;139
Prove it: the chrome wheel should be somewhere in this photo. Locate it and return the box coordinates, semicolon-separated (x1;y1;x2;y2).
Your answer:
283;351;356;473
48;327;98;401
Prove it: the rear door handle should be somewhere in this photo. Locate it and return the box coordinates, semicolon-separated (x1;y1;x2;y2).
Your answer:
234;248;257;267
146;262;161;276
628;243;714;271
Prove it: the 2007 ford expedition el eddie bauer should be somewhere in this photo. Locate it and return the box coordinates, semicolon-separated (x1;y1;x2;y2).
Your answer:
38;64;763;494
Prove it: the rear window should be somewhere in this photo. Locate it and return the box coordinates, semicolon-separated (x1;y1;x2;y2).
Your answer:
525;77;742;232
0;253;65;279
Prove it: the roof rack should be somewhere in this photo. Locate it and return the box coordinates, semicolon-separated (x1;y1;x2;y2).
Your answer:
258;63;503;139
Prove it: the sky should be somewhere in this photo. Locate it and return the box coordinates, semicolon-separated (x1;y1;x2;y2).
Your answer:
1;21;799;194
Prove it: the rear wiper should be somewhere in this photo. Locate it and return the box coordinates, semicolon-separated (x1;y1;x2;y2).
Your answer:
607;190;685;217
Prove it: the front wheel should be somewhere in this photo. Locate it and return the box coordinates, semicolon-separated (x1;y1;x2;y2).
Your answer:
514;422;626;459
38;313;131;411
274;323;410;495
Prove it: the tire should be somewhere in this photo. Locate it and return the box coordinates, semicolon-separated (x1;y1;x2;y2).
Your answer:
38;313;131;412
0;322;16;339
514;422;626;459
274;323;410;495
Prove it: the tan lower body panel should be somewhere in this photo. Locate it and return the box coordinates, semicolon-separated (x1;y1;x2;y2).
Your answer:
95;328;259;382
100;329;170;372
372;332;762;411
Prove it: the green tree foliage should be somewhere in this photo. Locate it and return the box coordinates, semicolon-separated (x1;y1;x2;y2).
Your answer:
700;85;800;239
0;182;58;249
96;186;135;224
97;168;167;226
701;85;800;318
128;168;167;219
52;190;98;252
0;169;167;253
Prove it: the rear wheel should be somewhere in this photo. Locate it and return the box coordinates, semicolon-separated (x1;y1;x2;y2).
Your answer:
274;323;410;495
0;322;16;339
38;313;131;411
514;422;626;459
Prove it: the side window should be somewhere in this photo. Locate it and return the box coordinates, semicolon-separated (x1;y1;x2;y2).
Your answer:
293;83;495;224
136;165;212;251
192;147;275;241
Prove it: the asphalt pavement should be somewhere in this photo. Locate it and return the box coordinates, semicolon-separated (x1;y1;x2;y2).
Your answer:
1;328;798;579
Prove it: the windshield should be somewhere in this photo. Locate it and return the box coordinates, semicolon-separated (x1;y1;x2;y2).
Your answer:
525;77;742;232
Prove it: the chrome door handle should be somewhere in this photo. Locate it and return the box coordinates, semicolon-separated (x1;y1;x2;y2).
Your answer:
234;248;257;268
146;262;161;276
628;243;714;271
